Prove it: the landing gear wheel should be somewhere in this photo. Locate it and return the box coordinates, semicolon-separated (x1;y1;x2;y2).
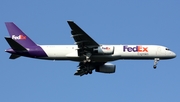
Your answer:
84;52;92;63
87;59;91;62
83;60;87;63
89;71;92;74
153;65;157;69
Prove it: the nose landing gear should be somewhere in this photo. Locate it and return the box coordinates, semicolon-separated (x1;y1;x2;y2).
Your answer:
153;58;160;69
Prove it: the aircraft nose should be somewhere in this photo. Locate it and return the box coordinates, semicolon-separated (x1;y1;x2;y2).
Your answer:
171;51;176;58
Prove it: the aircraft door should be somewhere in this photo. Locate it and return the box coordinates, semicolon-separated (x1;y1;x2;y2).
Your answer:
156;47;164;56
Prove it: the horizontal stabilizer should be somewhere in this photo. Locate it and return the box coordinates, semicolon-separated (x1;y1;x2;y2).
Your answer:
9;54;20;59
5;37;27;51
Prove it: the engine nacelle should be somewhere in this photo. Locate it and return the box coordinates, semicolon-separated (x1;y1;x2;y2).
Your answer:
95;63;116;73
93;45;114;54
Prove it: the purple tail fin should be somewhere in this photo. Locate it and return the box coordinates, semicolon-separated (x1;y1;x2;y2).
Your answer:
5;22;37;47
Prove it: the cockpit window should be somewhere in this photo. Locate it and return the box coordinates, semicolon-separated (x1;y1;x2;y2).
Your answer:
165;48;170;51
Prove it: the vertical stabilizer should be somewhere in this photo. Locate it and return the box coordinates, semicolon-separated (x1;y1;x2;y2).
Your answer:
5;22;37;47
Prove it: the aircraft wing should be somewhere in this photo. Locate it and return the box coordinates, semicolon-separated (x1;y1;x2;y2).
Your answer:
67;21;105;76
67;21;99;49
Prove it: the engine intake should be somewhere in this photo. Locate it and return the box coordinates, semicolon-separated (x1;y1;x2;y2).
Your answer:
93;45;114;54
96;63;116;73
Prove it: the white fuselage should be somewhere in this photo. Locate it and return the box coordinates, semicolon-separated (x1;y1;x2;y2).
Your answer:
39;45;176;62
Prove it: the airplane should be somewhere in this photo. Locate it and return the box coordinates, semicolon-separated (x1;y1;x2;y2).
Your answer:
4;21;176;76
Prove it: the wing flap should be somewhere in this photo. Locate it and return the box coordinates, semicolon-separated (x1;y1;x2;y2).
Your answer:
74;69;84;76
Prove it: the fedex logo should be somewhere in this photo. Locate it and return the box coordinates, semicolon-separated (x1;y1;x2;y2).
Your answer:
12;35;26;40
102;47;110;50
123;45;148;52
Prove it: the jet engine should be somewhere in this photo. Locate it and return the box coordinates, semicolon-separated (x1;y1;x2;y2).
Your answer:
93;45;114;54
95;63;116;73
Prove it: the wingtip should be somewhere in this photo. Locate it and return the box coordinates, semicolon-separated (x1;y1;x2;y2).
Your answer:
67;20;74;23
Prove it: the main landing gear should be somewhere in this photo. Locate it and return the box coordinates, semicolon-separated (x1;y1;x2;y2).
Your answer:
75;52;93;76
83;63;93;75
76;62;93;76
153;58;160;69
83;52;92;63
83;53;92;75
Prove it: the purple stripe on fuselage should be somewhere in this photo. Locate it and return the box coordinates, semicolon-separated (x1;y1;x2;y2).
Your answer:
27;45;48;58
6;45;48;58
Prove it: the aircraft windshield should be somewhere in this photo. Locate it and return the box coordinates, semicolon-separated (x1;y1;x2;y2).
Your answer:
165;48;170;51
